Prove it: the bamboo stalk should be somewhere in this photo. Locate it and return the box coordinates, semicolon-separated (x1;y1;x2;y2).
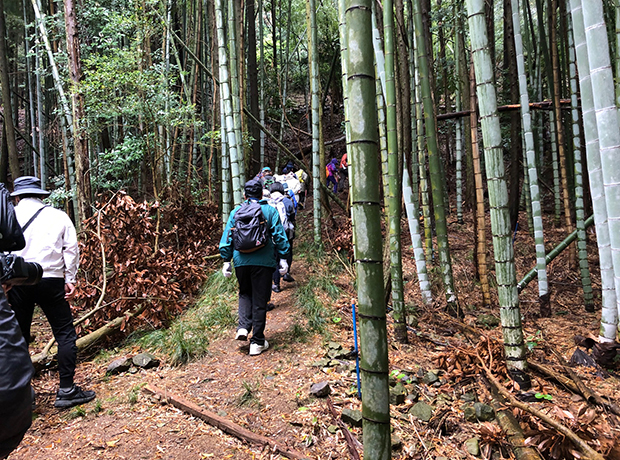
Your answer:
518;215;594;290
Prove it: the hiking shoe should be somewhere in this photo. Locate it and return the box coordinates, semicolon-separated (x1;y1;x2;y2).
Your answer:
54;385;96;409
235;328;249;341
272;284;281;293
266;303;276;312
282;273;295;282
249;340;269;356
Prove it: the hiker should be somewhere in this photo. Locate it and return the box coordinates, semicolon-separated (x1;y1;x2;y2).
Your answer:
8;176;96;409
326;158;339;193
295;168;309;207
0;290;33;459
268;182;296;293
219;179;290;356
255;166;272;182
282;160;295;175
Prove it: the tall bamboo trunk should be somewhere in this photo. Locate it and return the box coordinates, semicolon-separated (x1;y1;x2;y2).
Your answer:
215;0;243;205
228;0;245;184
467;0;529;381
308;0;321;243
569;0;617;341
345;0;391;456
511;0;550;314
469;64;491;306
550;0;576;266
383;0;406;342
413;0;460;316
581;0;620;339
565;0;593;311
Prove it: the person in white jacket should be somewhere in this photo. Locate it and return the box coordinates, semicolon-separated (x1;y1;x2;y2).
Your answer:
8;176;95;409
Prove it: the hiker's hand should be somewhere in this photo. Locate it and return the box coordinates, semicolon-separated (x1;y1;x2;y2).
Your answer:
222;262;233;278
278;259;288;276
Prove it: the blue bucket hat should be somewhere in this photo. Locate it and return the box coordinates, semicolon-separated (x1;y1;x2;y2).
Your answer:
10;176;50;197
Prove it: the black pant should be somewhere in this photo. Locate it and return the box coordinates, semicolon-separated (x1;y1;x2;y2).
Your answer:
8;278;78;388
235;265;274;345
273;239;294;286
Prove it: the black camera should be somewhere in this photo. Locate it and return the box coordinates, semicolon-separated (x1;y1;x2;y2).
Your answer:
0;254;43;286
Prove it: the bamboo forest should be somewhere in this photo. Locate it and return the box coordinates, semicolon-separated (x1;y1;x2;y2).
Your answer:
2;0;620;458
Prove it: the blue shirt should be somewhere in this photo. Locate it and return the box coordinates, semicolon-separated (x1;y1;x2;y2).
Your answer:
219;199;290;268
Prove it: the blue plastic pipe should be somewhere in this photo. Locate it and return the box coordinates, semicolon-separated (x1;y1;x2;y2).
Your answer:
352;302;361;398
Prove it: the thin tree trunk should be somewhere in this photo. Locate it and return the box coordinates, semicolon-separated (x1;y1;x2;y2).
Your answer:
64;0;92;222
0;0;21;180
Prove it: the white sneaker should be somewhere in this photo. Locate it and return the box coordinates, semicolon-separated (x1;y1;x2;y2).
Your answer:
235;328;248;341
249;340;269;356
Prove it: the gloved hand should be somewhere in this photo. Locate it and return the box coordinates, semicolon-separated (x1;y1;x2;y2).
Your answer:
279;259;289;276
222;262;233;278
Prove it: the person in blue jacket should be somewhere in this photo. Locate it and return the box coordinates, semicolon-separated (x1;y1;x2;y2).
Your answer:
219;179;290;356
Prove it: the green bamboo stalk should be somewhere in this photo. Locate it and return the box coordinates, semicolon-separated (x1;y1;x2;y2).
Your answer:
519;216;594;289
220;92;231;224
566;1;593;311
467;0;528;374
383;0;406;342
455;0;464;225
309;0;321;243
581;0;620;338
215;0;243;205
228;0;245;184
569;0;617;340
407;0;419;208
511;0;549;305
616;0;620;109
259;0;266;168
337;0;355;257
413;0;459;314
403;158;433;305
346;0;391;456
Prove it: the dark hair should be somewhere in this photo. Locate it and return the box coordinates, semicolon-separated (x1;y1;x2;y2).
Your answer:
269;182;285;194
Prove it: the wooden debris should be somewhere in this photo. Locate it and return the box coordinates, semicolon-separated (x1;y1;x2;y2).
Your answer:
477;355;606;460
143;384;311;460
482;376;544;460
325;398;361;460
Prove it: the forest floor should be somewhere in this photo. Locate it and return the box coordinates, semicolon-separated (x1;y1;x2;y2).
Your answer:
7;197;620;460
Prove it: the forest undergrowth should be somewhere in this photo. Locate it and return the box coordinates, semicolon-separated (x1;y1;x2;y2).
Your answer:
8;192;620;460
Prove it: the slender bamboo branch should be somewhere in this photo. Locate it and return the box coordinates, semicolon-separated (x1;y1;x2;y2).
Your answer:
518;215;594;290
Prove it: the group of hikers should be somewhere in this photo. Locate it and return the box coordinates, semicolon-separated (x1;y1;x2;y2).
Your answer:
219;162;308;356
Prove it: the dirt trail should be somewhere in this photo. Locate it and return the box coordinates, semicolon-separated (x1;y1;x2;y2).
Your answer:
8;262;348;460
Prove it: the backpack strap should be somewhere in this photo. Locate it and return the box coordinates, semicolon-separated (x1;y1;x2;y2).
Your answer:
21;205;49;232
